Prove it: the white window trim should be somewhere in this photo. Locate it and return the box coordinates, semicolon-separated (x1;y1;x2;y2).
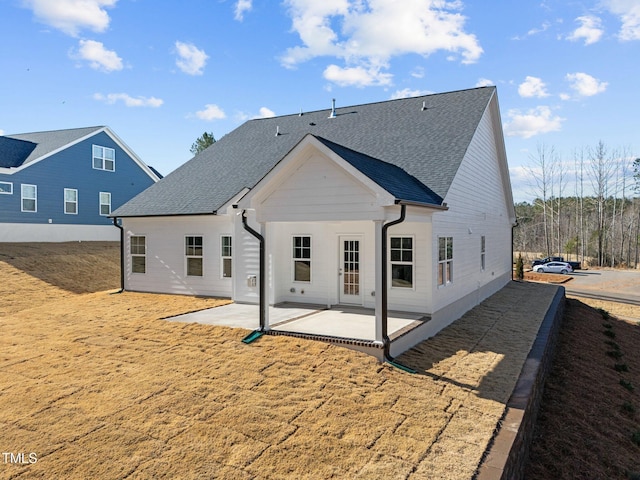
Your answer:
220;235;232;279
437;236;454;287
21;184;37;212
64;188;78;215
92;145;116;172
389;235;415;290
185;235;204;277
130;235;146;274
292;234;312;283
0;181;13;194
99;192;111;216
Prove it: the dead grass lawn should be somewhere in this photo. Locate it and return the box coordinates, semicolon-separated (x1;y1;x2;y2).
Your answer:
0;243;556;479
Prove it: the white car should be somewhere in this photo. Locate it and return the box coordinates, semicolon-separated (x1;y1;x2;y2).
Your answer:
533;261;573;275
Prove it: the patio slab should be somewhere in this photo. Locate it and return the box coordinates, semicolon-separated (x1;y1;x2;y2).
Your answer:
167;302;423;341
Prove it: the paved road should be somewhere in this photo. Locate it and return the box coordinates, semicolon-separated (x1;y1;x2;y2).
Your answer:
565;269;640;305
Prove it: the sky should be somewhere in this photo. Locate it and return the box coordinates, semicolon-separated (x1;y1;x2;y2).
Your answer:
1;0;638;203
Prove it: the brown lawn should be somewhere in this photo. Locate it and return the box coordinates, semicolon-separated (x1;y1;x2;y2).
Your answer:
1;242;625;479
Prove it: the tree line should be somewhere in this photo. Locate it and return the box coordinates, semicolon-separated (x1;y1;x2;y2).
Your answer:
514;142;640;268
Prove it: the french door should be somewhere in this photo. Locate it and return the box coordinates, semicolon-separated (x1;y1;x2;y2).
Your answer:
339;236;363;304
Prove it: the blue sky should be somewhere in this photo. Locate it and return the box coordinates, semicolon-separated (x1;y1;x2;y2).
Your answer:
1;0;638;202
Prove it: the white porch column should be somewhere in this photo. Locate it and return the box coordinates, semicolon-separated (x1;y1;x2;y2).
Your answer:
374;219;384;344
261;222;270;331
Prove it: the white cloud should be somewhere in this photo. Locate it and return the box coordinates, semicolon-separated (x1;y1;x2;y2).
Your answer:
390;88;433;100
323;64;393;87
73;39;123;72
254;107;276;119
195;104;226;121
567;15;604;45
518;76;550;98
281;0;482;86
603;0;640;41
410;67;425;79
175;41;208;75
0;129;4;136
234;0;253;21
22;0;117;37
503;106;564;138
565;72;608;96
93;93;163;107
475;78;494;87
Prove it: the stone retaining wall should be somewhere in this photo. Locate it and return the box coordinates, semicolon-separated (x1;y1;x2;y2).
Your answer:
476;285;566;480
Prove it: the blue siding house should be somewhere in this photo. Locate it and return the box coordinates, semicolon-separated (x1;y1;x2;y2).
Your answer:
0;126;160;241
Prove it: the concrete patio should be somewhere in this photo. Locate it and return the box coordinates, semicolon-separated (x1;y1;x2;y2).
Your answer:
167;302;426;343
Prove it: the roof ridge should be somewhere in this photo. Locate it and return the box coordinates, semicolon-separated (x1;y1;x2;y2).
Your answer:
248;86;496;122
6;125;105;136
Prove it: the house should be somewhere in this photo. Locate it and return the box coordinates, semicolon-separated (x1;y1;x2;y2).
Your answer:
0;126;161;242
111;87;516;360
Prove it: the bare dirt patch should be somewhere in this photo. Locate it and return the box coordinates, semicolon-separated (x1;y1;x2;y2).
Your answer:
524;299;640;479
0;243;556;479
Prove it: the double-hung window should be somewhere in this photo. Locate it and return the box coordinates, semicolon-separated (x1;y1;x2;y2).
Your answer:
21;184;37;212
390;237;414;288
221;236;232;278
186;236;203;276
93;145;115;171
64;188;78;214
99;192;111;216
131;236;146;274
438;236;453;286
293;236;311;282
481;236;486;271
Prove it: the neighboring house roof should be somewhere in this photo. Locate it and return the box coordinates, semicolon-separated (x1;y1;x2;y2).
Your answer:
2;126;105;167
0;126;161;182
112;87;498;217
0;136;37;168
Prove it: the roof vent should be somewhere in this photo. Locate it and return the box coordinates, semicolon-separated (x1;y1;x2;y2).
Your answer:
275;126;281;137
421;101;428;111
328;98;337;118
299;108;303;117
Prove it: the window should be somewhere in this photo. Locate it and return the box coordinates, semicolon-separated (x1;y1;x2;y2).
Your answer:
390;237;413;288
438;237;453;286
481;236;486;271
92;145;115;171
221;235;232;278
99;192;111;216
21;184;37;212
64;188;78;214
0;181;12;194
293;236;311;282
131;236;146;274
186;236;203;276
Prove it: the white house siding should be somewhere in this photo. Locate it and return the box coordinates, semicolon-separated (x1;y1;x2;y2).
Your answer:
123;215;233;297
430;101;513;325
243;217;431;313
233;211;261;304
257;152;385;223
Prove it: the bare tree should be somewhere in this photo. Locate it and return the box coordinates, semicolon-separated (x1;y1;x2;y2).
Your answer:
588;141;616;266
526;143;556;255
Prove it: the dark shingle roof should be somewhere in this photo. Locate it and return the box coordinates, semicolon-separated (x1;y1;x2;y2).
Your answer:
314;136;442;205
112;87;496;217
0;136;37;168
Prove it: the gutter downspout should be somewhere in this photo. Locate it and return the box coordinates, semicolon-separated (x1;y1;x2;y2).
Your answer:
241;210;266;342
381;204;415;373
112;217;125;293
